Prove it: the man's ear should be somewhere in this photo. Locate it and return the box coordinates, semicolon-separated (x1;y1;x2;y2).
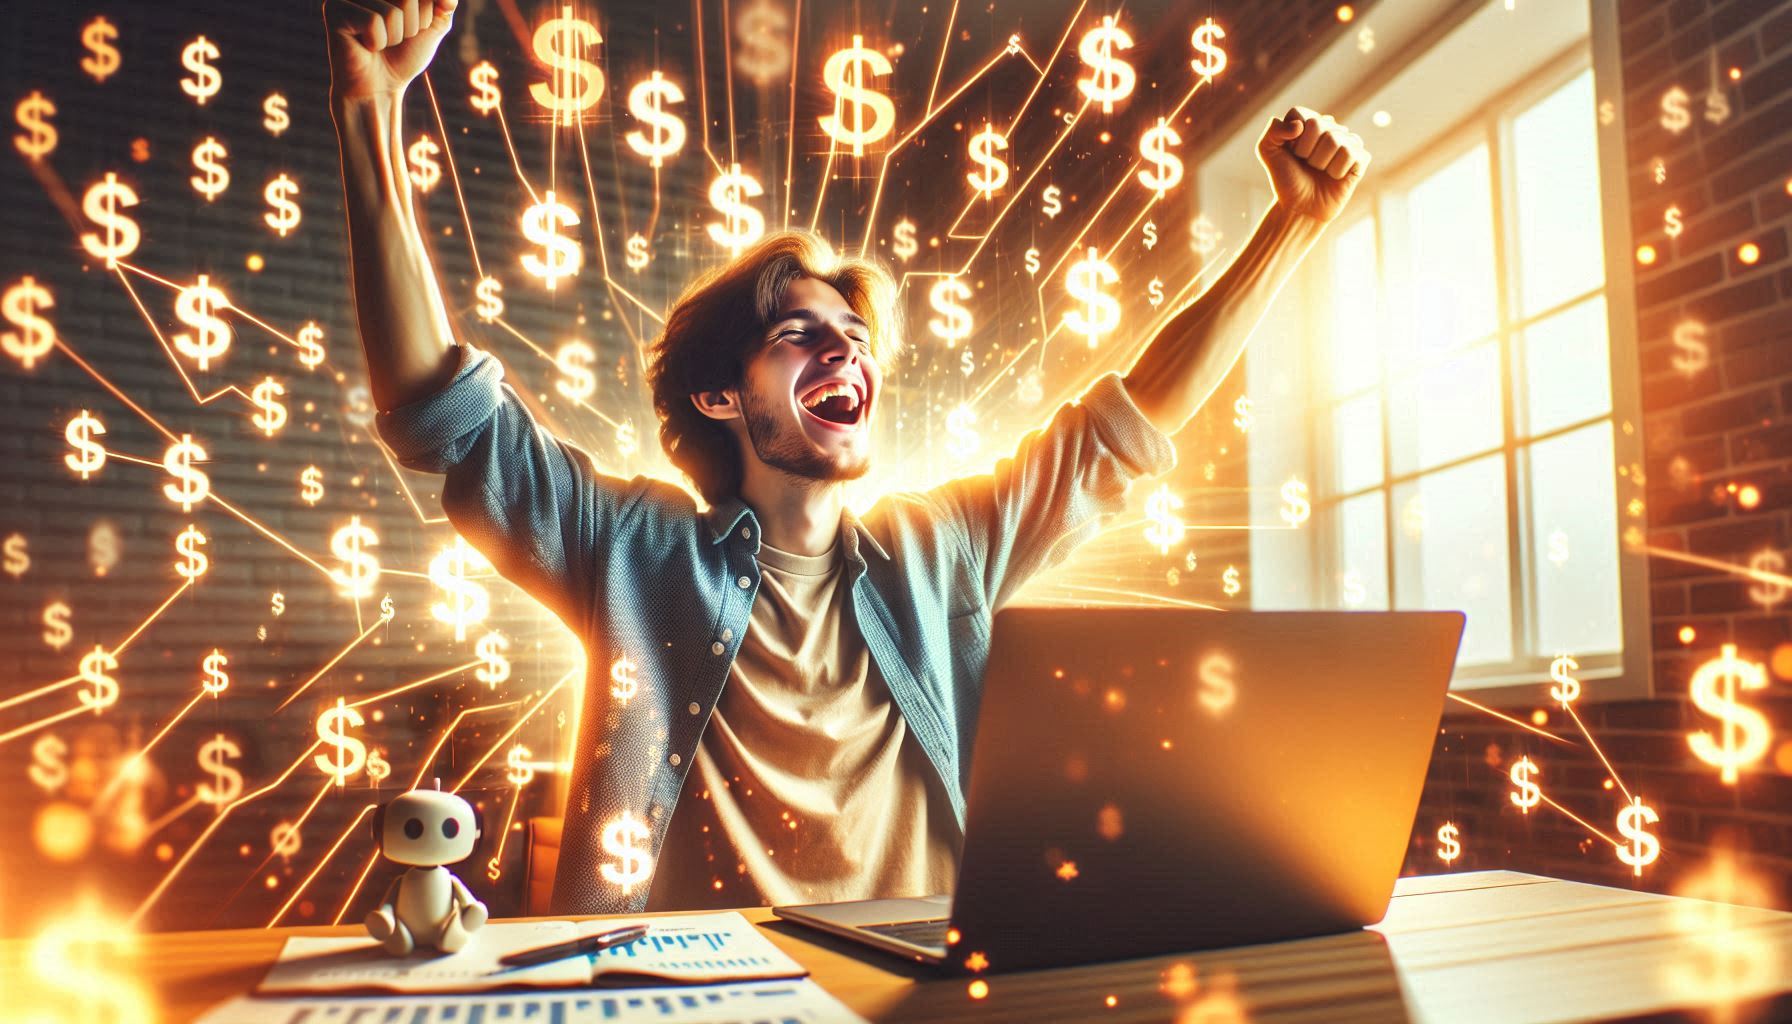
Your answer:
691;388;741;422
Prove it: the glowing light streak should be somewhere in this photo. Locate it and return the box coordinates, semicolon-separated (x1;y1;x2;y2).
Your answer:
274;614;399;713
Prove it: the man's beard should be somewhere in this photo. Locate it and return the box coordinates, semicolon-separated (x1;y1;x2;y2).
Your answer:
739;383;871;483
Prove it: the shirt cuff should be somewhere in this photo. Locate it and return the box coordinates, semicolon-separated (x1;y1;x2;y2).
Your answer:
1078;372;1180;480
373;344;504;473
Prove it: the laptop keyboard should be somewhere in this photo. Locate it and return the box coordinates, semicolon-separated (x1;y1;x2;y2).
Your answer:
862;918;951;948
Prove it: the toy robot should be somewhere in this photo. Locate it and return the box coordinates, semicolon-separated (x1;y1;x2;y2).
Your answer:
365;781;489;954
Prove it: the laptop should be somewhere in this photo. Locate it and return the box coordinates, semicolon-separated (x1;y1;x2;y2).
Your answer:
774;607;1466;974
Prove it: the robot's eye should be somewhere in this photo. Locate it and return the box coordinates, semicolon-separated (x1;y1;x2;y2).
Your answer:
443;818;461;839
404;817;424;840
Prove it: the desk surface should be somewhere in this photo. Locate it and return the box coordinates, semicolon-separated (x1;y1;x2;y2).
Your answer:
5;871;1791;1023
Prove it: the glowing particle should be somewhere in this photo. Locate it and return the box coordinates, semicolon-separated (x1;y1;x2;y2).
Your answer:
246;253;264;272
1679;625;1696;645
968;979;989;999
946;927;961;946
965;950;987;971
1530;709;1548;726
1106;994;1118;1007
1337;5;1356;22
1636;244;1657;265
1737;485;1761;509
1372;109;1391;127
1738;242;1760;264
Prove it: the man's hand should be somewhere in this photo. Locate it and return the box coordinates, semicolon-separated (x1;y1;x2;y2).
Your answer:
325;0;458;102
1257;105;1370;224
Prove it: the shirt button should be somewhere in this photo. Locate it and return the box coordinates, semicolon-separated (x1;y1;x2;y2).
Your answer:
741;526;752;539
721;628;733;641
669;753;682;766
737;575;751;589
688;701;701;715
711;641;725;655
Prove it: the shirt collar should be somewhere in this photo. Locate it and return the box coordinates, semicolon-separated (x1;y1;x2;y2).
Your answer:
704;495;890;562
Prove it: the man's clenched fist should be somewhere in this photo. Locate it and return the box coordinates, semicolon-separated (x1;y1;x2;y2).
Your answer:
1257;105;1370;225
325;0;459;101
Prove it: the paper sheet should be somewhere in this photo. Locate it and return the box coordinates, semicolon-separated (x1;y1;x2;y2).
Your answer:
200;978;869;1024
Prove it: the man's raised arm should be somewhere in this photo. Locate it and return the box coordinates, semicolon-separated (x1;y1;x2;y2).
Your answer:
1122;106;1371;436
326;0;461;413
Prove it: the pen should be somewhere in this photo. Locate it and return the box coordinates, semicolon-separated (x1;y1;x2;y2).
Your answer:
498;923;650;968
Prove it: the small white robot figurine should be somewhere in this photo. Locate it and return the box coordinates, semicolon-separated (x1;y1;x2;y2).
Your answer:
365;781;489;954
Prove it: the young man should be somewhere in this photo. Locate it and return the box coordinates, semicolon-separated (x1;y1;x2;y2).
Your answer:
326;0;1368;914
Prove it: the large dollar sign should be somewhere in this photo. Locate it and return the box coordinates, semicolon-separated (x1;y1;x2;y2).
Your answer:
26;899;153;1023
469;61;502;114
300;465;324;505
733;0;792;85
555;339;597;402
1436;822;1461;863
1136;118;1183;197
1660;85;1691;134
264;174;302;236
1549;654;1580;705
80;172;141;267
476;631;511;687
174;274;232;371
429;536;491;642
506;744;536;786
1747;549;1787;608
1062;248;1119;348
175;524;209;580
263;93;290;135
406;134;442;193
1670;321;1708;375
625;233;650;271
297;321;326;370
521;191;583;289
64;410;107;479
965;126;1009;196
162;434;210;511
610;654;639;704
1687;643;1770;784
1616;797;1660;876
79;645;120;712
1144;484;1185;555
14;90;56;161
252;377;287;436
819;35;894;156
707;164;765;256
600;810;652;894
202;649;230;696
1508;756;1541;811
30;734;68;792
625;71;686;167
1077;15;1135;113
1280;476;1311;526
1189;17;1228;78
181;35;222;105
475;276;505;322
3;276;57;370
315;697;368;786
530;6;604;125
81;17;121;81
1195;651;1235;716
329;516;382;599
43;600;72;650
892;219;917;261
3;533;27;578
190;137;230;201
927;278;973;348
197;734;243;807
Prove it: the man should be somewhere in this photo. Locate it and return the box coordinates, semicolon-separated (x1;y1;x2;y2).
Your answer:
326;0;1368;915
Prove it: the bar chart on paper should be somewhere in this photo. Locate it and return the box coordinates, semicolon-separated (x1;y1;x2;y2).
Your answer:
590;920;790;976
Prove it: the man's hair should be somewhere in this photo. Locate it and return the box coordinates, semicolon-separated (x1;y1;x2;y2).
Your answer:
646;230;903;505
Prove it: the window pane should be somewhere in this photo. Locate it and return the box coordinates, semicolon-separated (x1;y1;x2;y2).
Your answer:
1529;422;1622;657
1522;295;1611;438
1330;218;1381;397
1402;145;1498;356
1332;393;1383;494
1336;493;1388;610
1388;341;1503;474
1393;455;1513;667
1512;69;1605;318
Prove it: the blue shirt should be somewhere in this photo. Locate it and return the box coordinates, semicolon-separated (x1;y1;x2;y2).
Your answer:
375;344;1179;914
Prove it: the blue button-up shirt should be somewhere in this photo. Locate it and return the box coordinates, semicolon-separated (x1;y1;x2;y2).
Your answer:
376;343;1178;914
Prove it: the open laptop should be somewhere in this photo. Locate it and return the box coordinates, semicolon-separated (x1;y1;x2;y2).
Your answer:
774;607;1466;974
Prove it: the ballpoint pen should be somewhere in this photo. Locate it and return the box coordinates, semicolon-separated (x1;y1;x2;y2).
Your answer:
497;923;651;968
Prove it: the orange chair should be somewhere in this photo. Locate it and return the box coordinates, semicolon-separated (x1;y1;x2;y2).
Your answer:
523;816;562;917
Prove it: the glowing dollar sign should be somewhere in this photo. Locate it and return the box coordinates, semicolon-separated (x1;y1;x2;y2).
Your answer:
707;164;765;256
734;0;791;84
1549;654;1580;705
927;277;973;349
162;434;210;511
3;533;26;578
1063;248;1119;348
300;465;324;505
1137;118;1183;197
314;697;367;786
297;321;326;369
81;17;121;82
14;91;57;160
530;6;604;125
201;649;229;696
506;744;536;786
1196;651;1235;716
1232;397;1253;432
196;734;243;806
625;71;686;167
270;822;301;860
966;125;1009;197
175;524;209;580
26;897;152;1023
555;339;597;402
174;274;232;371
252;377;287;436
1077;16;1134;113
3;276;57;370
1670;321;1707;376
611;654;638;704
1280;476;1311;526
190;137;229;201
1189;17;1228;78
429;535;491;642
600;809;652;894
406;134;441;193
819;35;894;156
946;405;981;462
1746;550;1787;609
469;61;501;114
1042;184;1062;218
1437;822;1461;863
1660;85;1691;134
1222;565;1241;598
329;516;382;600
1190;213;1222;257
43;601;72;650
78;645;119;712
475;275;504;321
625;233;650;271
263;93;290;135
616;419;637;457
1616;797;1660;876
1142;220;1158;249
1144;484;1185;555
80;172;141;267
64;410;106;479
89;521;119;577
476;631;511;688
892;219;917;261
1508;756;1541;811
29;735;67;792
1025;247;1041;276
365;749;390;787
1686;643;1770;784
181;35;221;105
521;191;582;289
264;174;301;236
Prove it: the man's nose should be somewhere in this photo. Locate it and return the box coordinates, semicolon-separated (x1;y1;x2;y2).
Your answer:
818;325;859;363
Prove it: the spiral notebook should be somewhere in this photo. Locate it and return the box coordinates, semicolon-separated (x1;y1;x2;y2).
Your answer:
257;913;807;995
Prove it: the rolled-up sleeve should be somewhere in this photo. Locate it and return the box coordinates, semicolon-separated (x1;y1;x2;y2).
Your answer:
925;372;1178;612
374;344;624;629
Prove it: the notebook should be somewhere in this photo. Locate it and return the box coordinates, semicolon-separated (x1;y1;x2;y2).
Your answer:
257;913;807;995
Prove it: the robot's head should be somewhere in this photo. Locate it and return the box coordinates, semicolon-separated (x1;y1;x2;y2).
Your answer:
372;787;482;867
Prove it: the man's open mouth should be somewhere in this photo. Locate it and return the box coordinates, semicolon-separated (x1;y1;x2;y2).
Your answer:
798;379;865;428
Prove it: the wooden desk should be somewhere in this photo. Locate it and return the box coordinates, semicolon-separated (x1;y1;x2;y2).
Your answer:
5;871;1791;1022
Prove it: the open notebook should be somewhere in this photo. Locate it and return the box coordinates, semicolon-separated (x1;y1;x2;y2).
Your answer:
258;913;807;995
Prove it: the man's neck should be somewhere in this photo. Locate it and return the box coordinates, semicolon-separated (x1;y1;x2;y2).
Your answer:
736;467;846;557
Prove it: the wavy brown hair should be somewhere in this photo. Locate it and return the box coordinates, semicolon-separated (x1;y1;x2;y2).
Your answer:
645;230;903;505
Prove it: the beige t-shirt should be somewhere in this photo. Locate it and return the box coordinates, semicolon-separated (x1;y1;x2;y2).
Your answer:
644;531;962;910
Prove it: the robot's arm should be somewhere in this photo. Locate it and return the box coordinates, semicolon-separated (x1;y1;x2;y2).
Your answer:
375;874;403;912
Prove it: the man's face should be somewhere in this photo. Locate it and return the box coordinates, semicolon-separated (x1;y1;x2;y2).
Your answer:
718;276;881;483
